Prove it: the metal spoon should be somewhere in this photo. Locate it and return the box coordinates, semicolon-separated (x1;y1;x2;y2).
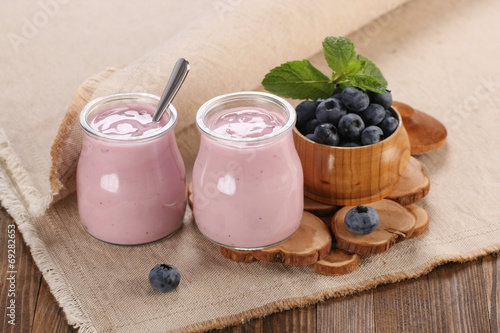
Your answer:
152;58;190;122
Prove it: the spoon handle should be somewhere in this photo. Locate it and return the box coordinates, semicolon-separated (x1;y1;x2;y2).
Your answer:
152;58;190;122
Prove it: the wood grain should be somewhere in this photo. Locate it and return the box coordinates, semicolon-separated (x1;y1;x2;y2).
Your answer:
310;249;360;275
402;109;447;155
220;247;257;263
251;212;332;266
392;101;416;119
387;156;430;206
303;197;339;217
406;203;430;238
1;208;499;333
482;253;499;333
32;280;77;333
1;208;43;333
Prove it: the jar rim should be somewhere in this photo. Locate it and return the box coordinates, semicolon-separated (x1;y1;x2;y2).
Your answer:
196;91;296;143
79;92;177;141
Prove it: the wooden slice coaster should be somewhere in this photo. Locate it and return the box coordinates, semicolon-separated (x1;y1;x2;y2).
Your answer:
331;199;416;255
387;156;430;206
310;249;360;275
220;247;257;263
405;204;430;238
399;106;447;155
304;196;339;217
251;211;332;266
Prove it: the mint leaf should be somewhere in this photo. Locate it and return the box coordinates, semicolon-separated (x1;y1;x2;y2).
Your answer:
355;55;388;89
338;74;386;94
334;60;364;82
323;37;356;75
262;60;335;100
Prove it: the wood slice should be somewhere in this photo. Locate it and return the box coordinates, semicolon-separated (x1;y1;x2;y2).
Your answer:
310;249;360;275
251;211;332;266
331;200;416;255
220;247;257;263
402;108;447;155
392;101;416;119
304;196;339;217
387;156;430;205
406;204;430;238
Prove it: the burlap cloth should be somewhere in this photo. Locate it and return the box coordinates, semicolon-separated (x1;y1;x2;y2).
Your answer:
1;0;500;332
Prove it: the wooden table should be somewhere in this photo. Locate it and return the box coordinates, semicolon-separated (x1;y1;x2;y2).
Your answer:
1;207;498;333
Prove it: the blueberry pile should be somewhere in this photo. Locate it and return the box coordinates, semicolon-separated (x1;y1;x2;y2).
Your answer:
296;87;398;147
344;205;379;235
149;264;181;293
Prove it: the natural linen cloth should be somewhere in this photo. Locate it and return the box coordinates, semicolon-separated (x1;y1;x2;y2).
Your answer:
1;0;500;332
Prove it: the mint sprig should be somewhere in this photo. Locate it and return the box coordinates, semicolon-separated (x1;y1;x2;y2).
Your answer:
262;37;388;100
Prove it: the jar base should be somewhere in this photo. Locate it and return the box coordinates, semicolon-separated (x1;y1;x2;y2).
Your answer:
200;227;298;251
83;222;184;246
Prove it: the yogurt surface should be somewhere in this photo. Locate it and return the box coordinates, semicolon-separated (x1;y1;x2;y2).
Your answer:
88;104;166;138
208;107;284;139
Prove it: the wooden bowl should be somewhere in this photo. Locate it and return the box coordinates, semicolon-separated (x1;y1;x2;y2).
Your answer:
293;107;411;206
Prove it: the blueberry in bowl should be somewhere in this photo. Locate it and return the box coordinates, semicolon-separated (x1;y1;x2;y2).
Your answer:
296;86;400;148
293;89;411;206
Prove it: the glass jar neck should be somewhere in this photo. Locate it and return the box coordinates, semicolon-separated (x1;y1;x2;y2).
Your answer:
196;91;296;147
79;92;177;142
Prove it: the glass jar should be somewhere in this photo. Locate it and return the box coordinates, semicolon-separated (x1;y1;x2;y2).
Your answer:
77;93;186;245
192;91;304;250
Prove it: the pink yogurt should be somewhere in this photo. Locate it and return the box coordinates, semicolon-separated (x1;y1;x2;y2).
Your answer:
193;92;304;249
77;93;186;245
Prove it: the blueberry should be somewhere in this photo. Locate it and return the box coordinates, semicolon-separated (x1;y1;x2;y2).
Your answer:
368;89;393;109
331;93;342;101
295;100;317;133
379;116;399;137
331;86;343;100
341;87;370;112
323;131;340;146
313;123;336;143
344;205;379;235
361;126;384;145
149;264;180;293
316;98;346;125
340;141;361;147
305;133;319;142
306;118;321;134
332;85;343;95
361;103;386;126
338;113;365;141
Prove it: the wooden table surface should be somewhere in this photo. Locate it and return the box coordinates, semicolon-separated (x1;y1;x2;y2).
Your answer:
1;207;498;333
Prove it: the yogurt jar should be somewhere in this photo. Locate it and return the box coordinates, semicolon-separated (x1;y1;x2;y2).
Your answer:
77;93;186;245
192;91;304;250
